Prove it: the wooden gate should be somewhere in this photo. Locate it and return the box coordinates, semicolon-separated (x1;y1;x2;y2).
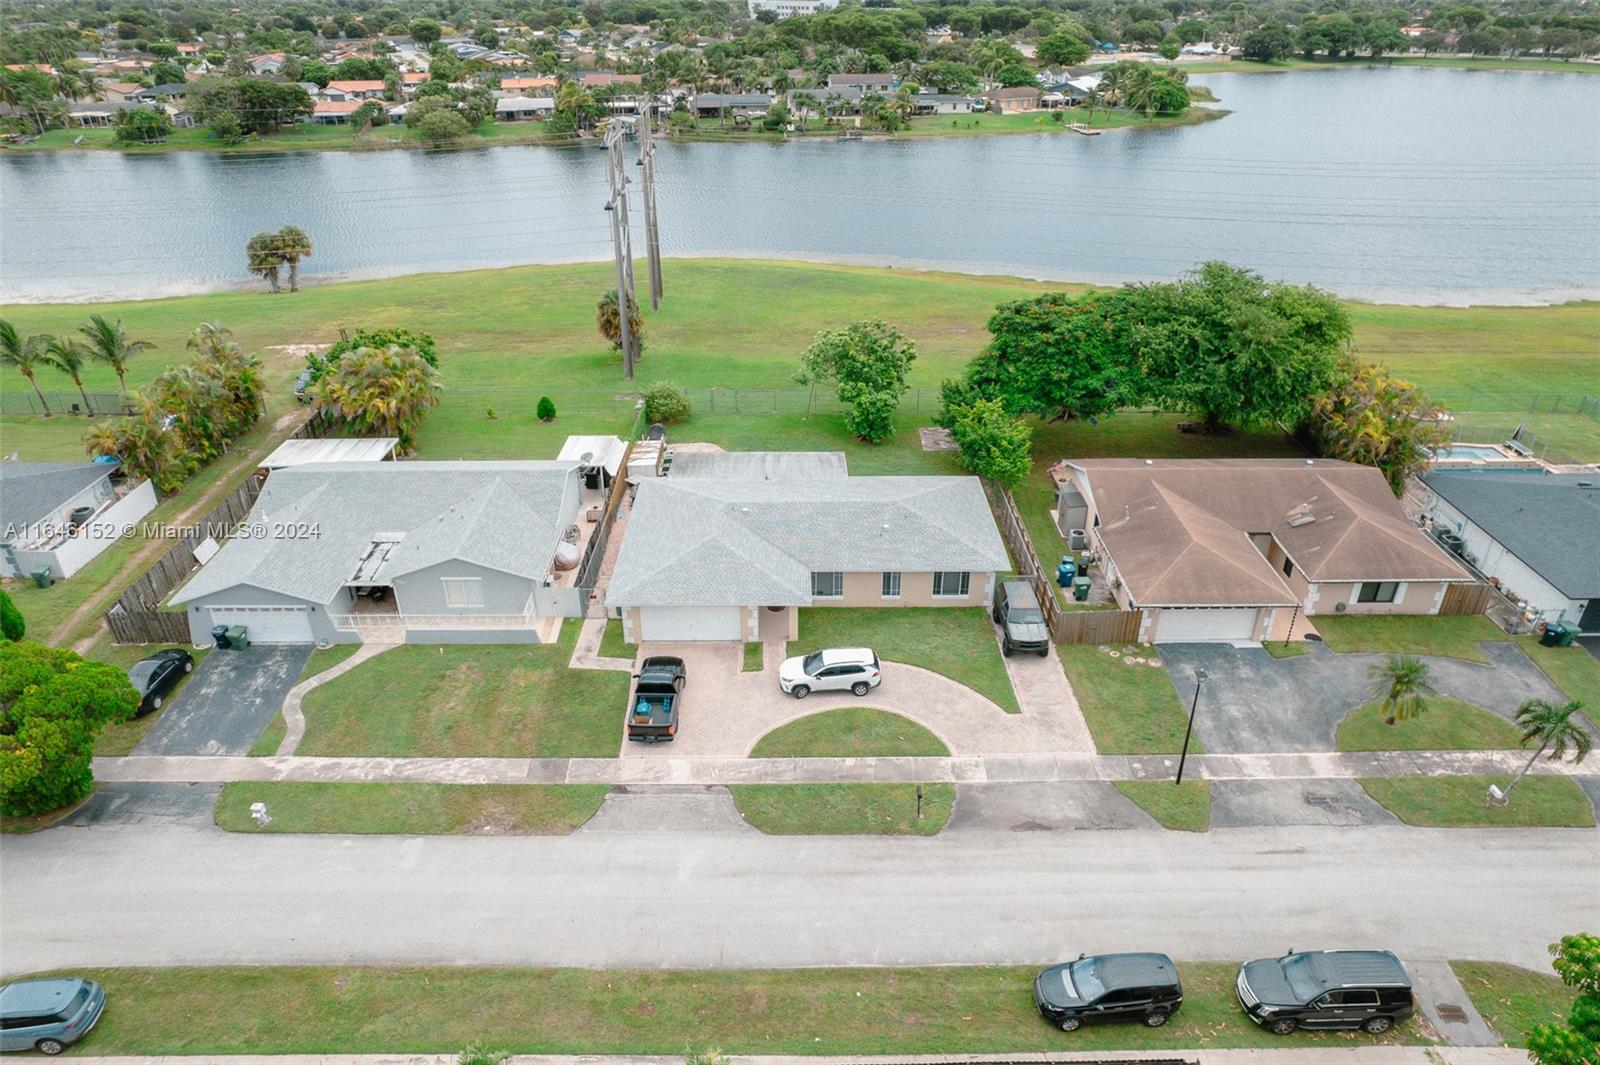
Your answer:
1439;581;1493;616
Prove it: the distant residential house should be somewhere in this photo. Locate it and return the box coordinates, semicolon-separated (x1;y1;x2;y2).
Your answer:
322;79;387;101
692;92;773;118
5;63;55;74
578;71;643;89
498;75;558;96
827;72;894;91
96;80;142;102
248;52;286;75
748;0;840;16
910;92;977;115
176;43;203;56
983;86;1041;113
131;82;189;101
0;461;158;580
312;99;365;123
495;95;555;120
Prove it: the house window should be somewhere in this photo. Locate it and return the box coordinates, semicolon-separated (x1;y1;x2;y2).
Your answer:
811;571;844;598
932;571;970;598
1282;557;1294;578
1356;581;1399;604
881;571;901;598
441;577;483;608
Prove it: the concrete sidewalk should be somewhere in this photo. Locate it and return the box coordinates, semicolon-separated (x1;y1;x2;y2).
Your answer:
60;1048;1532;1064
92;749;1600;787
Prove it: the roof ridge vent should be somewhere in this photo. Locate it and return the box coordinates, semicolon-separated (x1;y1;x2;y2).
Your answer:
1287;513;1317;528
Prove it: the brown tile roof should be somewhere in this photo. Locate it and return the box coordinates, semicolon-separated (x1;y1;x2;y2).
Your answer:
1071;459;1470;607
501;76;557;90
985;87;1041;99
313;99;364;114
326;79;386;92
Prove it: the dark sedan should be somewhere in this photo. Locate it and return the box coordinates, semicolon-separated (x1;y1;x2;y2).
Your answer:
128;649;194;716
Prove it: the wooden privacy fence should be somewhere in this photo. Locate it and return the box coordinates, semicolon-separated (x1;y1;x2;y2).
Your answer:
1053;608;1144;645
1439;581;1494;617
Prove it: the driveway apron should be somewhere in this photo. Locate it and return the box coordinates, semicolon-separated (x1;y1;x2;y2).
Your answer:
134;645;312;756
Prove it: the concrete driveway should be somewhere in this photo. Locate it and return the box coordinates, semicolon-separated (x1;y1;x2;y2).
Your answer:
134;645;311;756
60;782;221;827
1160;641;1564;754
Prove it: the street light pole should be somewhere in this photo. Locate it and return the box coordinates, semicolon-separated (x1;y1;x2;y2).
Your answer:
1175;667;1206;785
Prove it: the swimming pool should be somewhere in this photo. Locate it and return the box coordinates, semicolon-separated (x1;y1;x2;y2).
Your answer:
1434;445;1505;461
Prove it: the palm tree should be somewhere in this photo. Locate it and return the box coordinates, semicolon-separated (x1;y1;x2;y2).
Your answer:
0;319;53;415
1366;654;1436;724
595;289;644;357
85;393;185;493
41;335;96;414
78;314;153;393
246;232;284;293
274;226;313;292
187;321;235;358
1502;699;1592;800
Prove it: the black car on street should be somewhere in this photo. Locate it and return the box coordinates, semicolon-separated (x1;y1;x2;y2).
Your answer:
1034;952;1183;1032
127;649;194;716
1236;949;1415;1035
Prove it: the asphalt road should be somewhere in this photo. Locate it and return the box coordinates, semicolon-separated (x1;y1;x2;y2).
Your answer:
4;821;1596;974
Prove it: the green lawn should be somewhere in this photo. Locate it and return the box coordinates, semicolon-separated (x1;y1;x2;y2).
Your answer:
749;707;949;758
1450;961;1579;1048
214;782;609;835
896;105;1225;139
1517;637;1600;717
1057;644;1195;755
1336;697;1523;751
599;618;632;660
742;641;764;672
248;714;285;757
730;783;954;835
298;644;362;683
1312;615;1509;663
787;607;1020;714
1114;780;1212;832
1358;776;1595;827
1262;640;1312;659
92;647;210;757
297;624;627;757
5;118;567;156
33;962;1427;1055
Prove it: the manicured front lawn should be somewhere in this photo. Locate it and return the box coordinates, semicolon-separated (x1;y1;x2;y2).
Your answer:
1057;644;1195;755
730;783;955;835
1358;776;1595;828
788;607;1020;715
1450;961;1578;1049
38;962;1427;1055
1517;637;1600;721
214;782;609;835
297;624;628;757
1262;640;1311;659
298;644;362;683
1336;697;1523;751
1312;615;1508;663
750;707;949;758
1114;780;1212;832
599;618;632;660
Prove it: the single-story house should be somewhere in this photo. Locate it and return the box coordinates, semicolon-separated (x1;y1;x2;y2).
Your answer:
1059;459;1475;643
312;100;365;124
1420;471;1600;633
322;79;387;101
910;93;979;115
498;76;557;95
692;93;772;118
578;71;643;88
827;72;895;91
0;461;158;579
983;87;1042;113
248;52;286;75
606;472;1009;643
96;80;143;102
170;462;596;645
495;95;555;121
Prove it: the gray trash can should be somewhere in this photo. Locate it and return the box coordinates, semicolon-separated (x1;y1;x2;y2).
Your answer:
30;568;53;588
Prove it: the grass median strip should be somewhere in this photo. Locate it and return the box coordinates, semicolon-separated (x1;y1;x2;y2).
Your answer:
730;783;955;835
1450;961;1578;1048
750;707;949;759
1058;644;1195;755
1312;615;1508;663
742;641;764;672
1114;781;1212;832
1358;776;1595;828
39;963;1427;1055
214;783;610;835
1336;697;1523;751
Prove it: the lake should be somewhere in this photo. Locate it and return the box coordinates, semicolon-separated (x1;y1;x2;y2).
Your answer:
2;66;1597;305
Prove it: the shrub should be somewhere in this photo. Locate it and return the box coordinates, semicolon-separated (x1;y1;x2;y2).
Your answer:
417;108;472;143
113;106;173;144
950;397;1033;488
642;382;692;423
934;376;984;428
0;591;23;642
536;396;557;422
843;390;899;443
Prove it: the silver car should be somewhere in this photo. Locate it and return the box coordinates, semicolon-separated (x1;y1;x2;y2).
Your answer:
778;647;882;698
0;978;106;1055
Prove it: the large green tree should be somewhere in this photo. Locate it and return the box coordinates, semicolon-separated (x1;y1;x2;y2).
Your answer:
1037;32;1092;66
797;319;917;444
78;313;153;393
1529;934;1600;1065
964;290;1142;422
949;397;1033;488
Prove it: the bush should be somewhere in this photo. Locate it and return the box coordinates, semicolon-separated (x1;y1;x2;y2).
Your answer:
308;327;438;385
0;590;23;642
642;382;692;423
113;106;173;144
351;100;388;127
536;396;557;422
950;397;1034;488
843;390;899;443
934;376;984;429
208;111;244;145
417;108;471;143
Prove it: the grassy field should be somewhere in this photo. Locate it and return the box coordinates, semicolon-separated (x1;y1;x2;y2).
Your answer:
214;782;609;835
1114;780;1212;831
749;707;949;758
5;118;571;155
297;624;627;758
298;644;362;682
1057;644;1193;754
730;782;955;834
1312;614;1509;663
787;606;1020;714
34;962;1427;1055
1336;697;1523;751
1358;776;1595;827
1451;961;1577;1048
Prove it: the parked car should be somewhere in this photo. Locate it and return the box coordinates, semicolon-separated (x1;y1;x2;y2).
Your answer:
1236;949;1415;1035
994;579;1050;656
778;647;881;699
127;648;194;716
627;655;685;742
1034;952;1183;1032
0;977;106;1055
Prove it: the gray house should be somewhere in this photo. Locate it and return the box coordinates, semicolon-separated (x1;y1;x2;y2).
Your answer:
1;461;158;579
170;462;594;645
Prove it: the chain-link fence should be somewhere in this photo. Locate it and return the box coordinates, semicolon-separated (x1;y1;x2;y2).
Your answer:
0;390;132;416
1431;393;1599;421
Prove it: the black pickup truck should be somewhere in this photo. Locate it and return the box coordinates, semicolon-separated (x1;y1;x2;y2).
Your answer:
627;656;685;742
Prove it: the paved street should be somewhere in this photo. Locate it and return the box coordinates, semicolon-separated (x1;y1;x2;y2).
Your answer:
4;821;1594;974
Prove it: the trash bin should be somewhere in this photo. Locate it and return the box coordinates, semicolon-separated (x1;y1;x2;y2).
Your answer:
1056;556;1077;587
1555;621;1580;648
1072;577;1092;602
1541;623;1564;647
225;624;250;650
30;568;53;588
211;624;232;650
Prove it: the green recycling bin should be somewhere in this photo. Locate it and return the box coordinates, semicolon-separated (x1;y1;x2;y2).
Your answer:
1555;621;1580;648
225;625;250;650
30;568;53;588
1072;577;1092;602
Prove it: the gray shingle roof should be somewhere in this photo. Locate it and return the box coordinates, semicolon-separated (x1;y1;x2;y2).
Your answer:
172;461;580;605
606;476;1009;608
0;462;113;534
1423;471;1600;597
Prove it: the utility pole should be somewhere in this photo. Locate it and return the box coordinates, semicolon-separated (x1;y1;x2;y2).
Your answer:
637;102;664;310
603;122;637;380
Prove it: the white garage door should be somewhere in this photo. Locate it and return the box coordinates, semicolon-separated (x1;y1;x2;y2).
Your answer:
639;606;743;641
208;606;315;644
1155;607;1259;643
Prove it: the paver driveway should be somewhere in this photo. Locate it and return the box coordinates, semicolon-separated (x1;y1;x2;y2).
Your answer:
1159;640;1564;754
134;644;311;755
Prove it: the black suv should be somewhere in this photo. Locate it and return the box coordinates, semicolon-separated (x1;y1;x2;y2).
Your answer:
1034;952;1183;1032
1237;949;1415;1035
994;580;1050;657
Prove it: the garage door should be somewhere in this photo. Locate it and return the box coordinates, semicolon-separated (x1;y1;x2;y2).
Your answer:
639;606;743;641
207;606;315;644
1154;607;1259;643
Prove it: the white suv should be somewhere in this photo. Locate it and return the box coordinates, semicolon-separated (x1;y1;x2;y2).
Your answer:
778;647;882;699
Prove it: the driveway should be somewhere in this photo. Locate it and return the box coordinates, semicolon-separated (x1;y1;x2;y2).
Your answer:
1160;641;1564;754
59;783;220;827
134;645;312;756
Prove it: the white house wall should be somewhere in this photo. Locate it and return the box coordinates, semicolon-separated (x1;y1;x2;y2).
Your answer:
1428;497;1586;625
8;478;157;579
